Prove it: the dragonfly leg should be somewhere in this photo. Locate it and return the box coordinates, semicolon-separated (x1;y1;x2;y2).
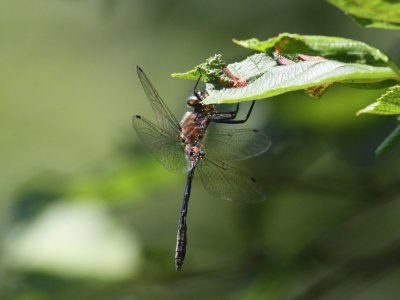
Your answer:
213;100;255;124
212;103;239;120
193;71;204;101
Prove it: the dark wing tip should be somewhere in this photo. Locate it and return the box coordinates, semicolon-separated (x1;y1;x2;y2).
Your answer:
136;65;144;75
250;177;257;183
252;129;259;132
132;115;142;123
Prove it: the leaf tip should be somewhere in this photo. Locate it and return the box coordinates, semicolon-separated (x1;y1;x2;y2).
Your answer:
232;38;240;44
355;110;364;116
356;102;379;116
170;72;184;78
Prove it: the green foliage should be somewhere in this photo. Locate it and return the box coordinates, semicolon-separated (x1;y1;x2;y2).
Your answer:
173;34;399;105
357;86;400;155
172;54;227;82
203;56;397;104
328;0;400;29
233;33;391;65
357;85;400;115
325;0;400;155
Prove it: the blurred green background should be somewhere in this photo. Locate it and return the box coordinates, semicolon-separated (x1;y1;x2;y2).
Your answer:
1;1;400;299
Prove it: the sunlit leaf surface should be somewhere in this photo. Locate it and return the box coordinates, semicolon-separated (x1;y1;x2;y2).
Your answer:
173;34;400;105
204;55;397;104
233;33;391;65
357;85;400;115
328;0;400;29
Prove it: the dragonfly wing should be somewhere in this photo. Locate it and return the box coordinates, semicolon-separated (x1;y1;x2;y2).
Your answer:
203;127;271;161
136;66;181;135
132;115;187;173
197;156;266;203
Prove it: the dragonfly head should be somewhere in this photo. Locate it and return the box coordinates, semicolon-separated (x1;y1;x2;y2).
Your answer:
186;95;201;108
186;91;207;108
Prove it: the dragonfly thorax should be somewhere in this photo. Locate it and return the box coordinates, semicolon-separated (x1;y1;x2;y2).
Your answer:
179;106;213;167
179;109;212;143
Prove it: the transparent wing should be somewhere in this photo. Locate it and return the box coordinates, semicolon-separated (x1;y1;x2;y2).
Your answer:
136;66;181;135
197;156;266;203
132;115;187;173
203;127;271;161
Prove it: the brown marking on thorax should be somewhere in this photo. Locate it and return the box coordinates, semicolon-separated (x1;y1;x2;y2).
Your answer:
179;104;214;166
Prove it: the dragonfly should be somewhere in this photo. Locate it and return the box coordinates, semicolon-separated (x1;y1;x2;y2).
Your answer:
132;66;271;271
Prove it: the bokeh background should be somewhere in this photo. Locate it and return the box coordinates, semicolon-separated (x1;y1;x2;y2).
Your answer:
1;1;400;299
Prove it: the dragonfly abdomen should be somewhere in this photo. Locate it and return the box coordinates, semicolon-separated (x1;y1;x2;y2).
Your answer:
175;217;187;271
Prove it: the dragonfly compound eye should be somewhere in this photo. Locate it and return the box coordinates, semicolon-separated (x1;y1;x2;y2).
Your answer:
186;95;200;107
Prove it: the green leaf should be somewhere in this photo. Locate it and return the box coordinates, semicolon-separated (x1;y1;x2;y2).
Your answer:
357;85;400;115
202;53;398;105
233;33;390;65
375;125;400;156
173;34;400;104
351;15;400;30
328;0;400;30
172;54;226;82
